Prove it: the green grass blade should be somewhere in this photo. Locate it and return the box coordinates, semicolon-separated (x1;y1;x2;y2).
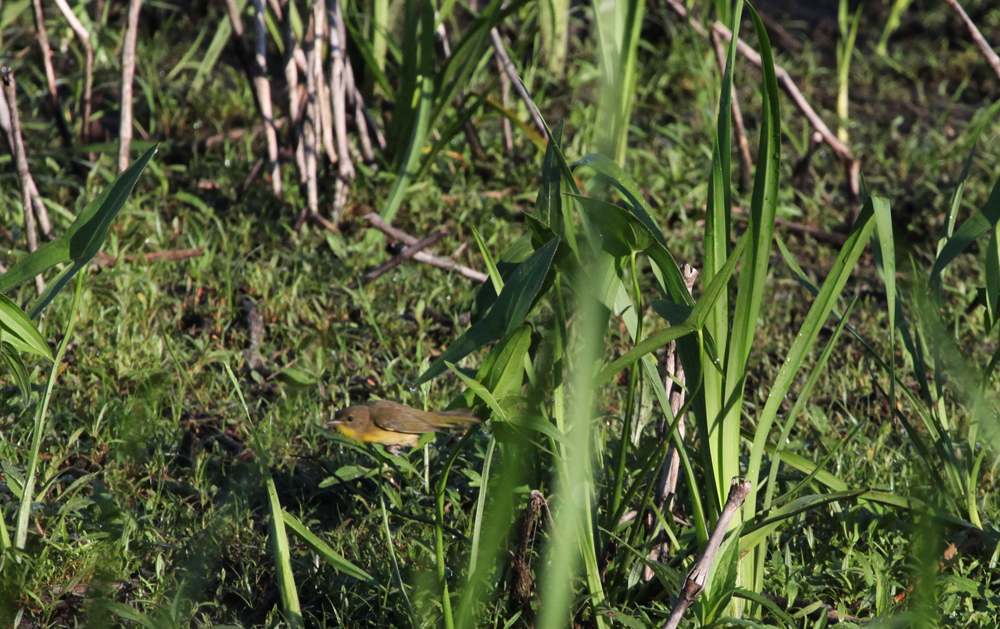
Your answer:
225;363;303;629
282;510;375;582
930;171;1000;294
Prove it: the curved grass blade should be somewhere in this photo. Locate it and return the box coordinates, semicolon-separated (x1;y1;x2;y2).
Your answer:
282;510;375;583
0;294;51;358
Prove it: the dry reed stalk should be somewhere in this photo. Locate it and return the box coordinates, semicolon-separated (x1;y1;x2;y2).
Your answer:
3;73;45;294
326;0;354;180
496;53;513;152
364;213;487;283
345;62;376;162
490;28;545;134
303;10;320;217
282;0;307;184
0;85;51;238
118;0;142;174
31;0;71;147
711;30;753;192
943;0;1000;80
51;0;94;144
313;1;337;165
252;0;282;195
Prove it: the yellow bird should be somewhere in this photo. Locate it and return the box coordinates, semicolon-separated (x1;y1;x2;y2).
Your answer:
329;400;480;448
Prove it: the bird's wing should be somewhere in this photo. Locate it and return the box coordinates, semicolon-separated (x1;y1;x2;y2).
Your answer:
369;401;439;434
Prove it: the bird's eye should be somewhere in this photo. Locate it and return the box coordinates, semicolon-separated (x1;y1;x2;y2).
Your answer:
347;415;355;422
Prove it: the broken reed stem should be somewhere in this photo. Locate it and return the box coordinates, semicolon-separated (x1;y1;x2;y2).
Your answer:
660;478;752;629
51;0;94;144
303;10;320;217
252;0;282;195
490;27;546;135
3;73;45;294
118;0;142;174
711;30;753;193
943;0;1000;81
363;213;488;283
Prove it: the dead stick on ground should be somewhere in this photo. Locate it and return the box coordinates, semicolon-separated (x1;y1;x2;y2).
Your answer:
665;0;858;197
364;213;488;283
711;30;753;192
94;247;206;267
3;73;45;294
253;0;282;195
52;0;94;144
943;0;1000;81
352;230;446;287
118;0;142;174
660;478;753;629
490;28;546;135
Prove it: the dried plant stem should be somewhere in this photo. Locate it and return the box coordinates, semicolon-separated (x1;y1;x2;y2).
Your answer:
490;28;545;134
303;11;320;217
346;62;376;162
31;0;71;147
327;0;354;179
313;1;337;165
118;0;142;174
252;0;282;195
0;87;51;238
282;0;307;184
51;0;94;143
353;229;446;287
711;31;753;193
943;0;1000;80
660;478;752;629
497;53;514;152
364;213;487;283
3;74;45;294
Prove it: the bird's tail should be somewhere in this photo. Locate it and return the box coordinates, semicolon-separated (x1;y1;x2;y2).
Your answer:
436;408;481;425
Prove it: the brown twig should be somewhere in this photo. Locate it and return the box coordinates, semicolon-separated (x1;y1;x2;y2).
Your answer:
93;247;206;267
490;28;545;135
3;72;45;294
118;0;142;174
731;207;848;246
252;0;282;195
508;490;548;622
711;30;753;193
351;229;446;287
943;0;1000;81
51;0;94;144
364;213;487;283
665;0;858;198
660;478;752;629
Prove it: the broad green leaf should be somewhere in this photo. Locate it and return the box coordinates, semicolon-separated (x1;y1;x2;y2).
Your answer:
476;325;532;400
0;239;71;295
533;119;565;232
0;294;52;358
282;510;375;583
574;195;693;305
416;238;558;384
447;362;506;420
0;341;31;398
471;226;504;295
